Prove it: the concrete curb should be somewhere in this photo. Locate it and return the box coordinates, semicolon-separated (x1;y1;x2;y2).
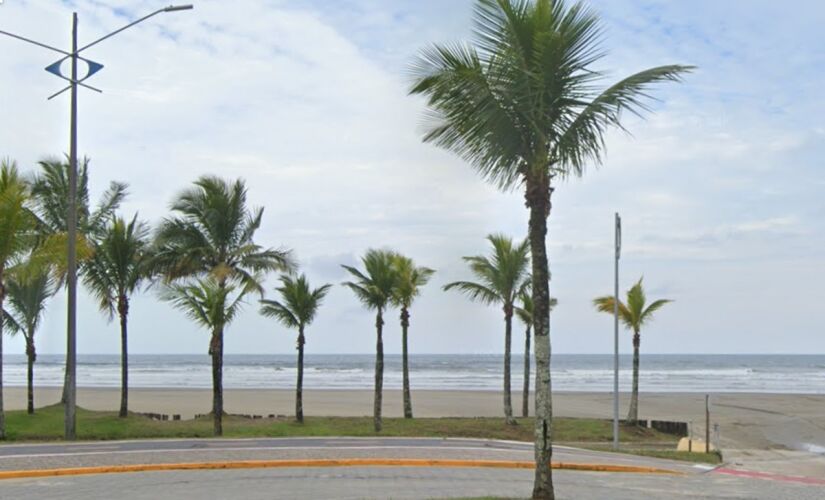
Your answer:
0;458;683;480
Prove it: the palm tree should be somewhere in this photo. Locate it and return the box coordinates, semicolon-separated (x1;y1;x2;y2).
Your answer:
594;277;671;424
0;160;39;437
444;234;529;425
260;274;331;423
83;215;151;417
3;268;55;414
516;288;556;418
163;277;255;435
391;254;435;419
153;175;295;435
410;0;691;495
29;157;127;410
342;249;398;432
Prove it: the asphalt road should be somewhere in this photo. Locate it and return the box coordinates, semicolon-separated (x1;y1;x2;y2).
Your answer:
3;466;825;500
0;438;823;499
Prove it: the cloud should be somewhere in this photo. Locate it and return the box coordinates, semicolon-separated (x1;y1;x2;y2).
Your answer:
0;0;823;355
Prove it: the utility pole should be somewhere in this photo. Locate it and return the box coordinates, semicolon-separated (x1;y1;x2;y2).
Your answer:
613;212;621;450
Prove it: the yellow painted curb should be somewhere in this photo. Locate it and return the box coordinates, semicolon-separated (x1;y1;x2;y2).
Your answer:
0;458;681;480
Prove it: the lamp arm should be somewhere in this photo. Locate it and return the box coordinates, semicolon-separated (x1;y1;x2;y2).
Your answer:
0;29;70;55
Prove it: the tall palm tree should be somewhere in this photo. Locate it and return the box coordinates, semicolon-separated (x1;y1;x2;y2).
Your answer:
260;274;332;423
3;268;55;414
444;234;529;425
410;0;691;495
153;175;295;435
83;215;151;417
163;277;255;435
594;277;671;424
342;249;398;432
391;254;435;419
0;160;39;437
516;288;556;418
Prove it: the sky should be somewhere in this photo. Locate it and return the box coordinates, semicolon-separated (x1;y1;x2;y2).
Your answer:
0;0;823;356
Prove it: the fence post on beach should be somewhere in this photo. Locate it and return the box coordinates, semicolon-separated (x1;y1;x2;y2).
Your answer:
688;421;693;452
705;394;710;453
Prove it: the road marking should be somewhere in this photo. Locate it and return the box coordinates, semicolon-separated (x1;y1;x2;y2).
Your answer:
714;467;825;485
0;458;684;480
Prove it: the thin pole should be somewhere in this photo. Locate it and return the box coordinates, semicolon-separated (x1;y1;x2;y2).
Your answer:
64;11;78;441
705;394;710;453
613;213;620;450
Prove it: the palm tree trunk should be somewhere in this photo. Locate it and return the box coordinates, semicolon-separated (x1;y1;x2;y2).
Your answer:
522;325;531;418
26;336;36;415
627;330;641;424
373;309;384;432
118;295;129;418
527;175;555;500
0;275;6;439
503;305;516;425
210;327;224;436
296;327;305;423
400;306;412;419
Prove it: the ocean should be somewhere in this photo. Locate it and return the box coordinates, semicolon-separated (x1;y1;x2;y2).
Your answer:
3;354;824;393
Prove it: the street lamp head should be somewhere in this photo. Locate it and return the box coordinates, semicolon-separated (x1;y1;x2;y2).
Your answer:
164;5;194;12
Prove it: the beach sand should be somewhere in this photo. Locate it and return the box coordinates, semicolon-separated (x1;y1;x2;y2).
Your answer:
5;387;825;476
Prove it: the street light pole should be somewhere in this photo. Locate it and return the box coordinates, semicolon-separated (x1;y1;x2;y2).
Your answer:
0;4;193;440
65;11;79;441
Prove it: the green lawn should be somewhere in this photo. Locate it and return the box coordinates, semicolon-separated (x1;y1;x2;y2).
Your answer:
2;404;714;464
4;404;673;442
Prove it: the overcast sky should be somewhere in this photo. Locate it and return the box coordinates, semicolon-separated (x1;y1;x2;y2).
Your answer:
1;0;823;355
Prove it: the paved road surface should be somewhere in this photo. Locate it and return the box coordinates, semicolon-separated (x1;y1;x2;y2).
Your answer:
0;438;823;499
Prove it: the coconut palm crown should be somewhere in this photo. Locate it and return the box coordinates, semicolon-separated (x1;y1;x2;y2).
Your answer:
152;175;296;289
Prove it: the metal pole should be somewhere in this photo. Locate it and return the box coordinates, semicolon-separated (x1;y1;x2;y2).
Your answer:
64;11;78;441
613;213;620;450
705;394;710;453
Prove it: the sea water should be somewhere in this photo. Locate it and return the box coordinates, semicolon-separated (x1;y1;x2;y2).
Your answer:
3;354;824;393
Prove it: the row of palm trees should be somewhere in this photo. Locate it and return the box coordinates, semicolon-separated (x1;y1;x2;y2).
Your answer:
1;155;670;444
0;158;528;438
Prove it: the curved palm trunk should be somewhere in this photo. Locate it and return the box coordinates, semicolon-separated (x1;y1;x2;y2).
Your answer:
210;326;224;436
627;330;641;424
400;306;412;419
527;175;555;500
373;309;384;432
118;295;129;418
296;327;305;423
503;305;516;425
522;325;531;418
26;336;36;415
0;275;6;438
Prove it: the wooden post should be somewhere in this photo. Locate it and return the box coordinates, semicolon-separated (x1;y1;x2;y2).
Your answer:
705;394;710;453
